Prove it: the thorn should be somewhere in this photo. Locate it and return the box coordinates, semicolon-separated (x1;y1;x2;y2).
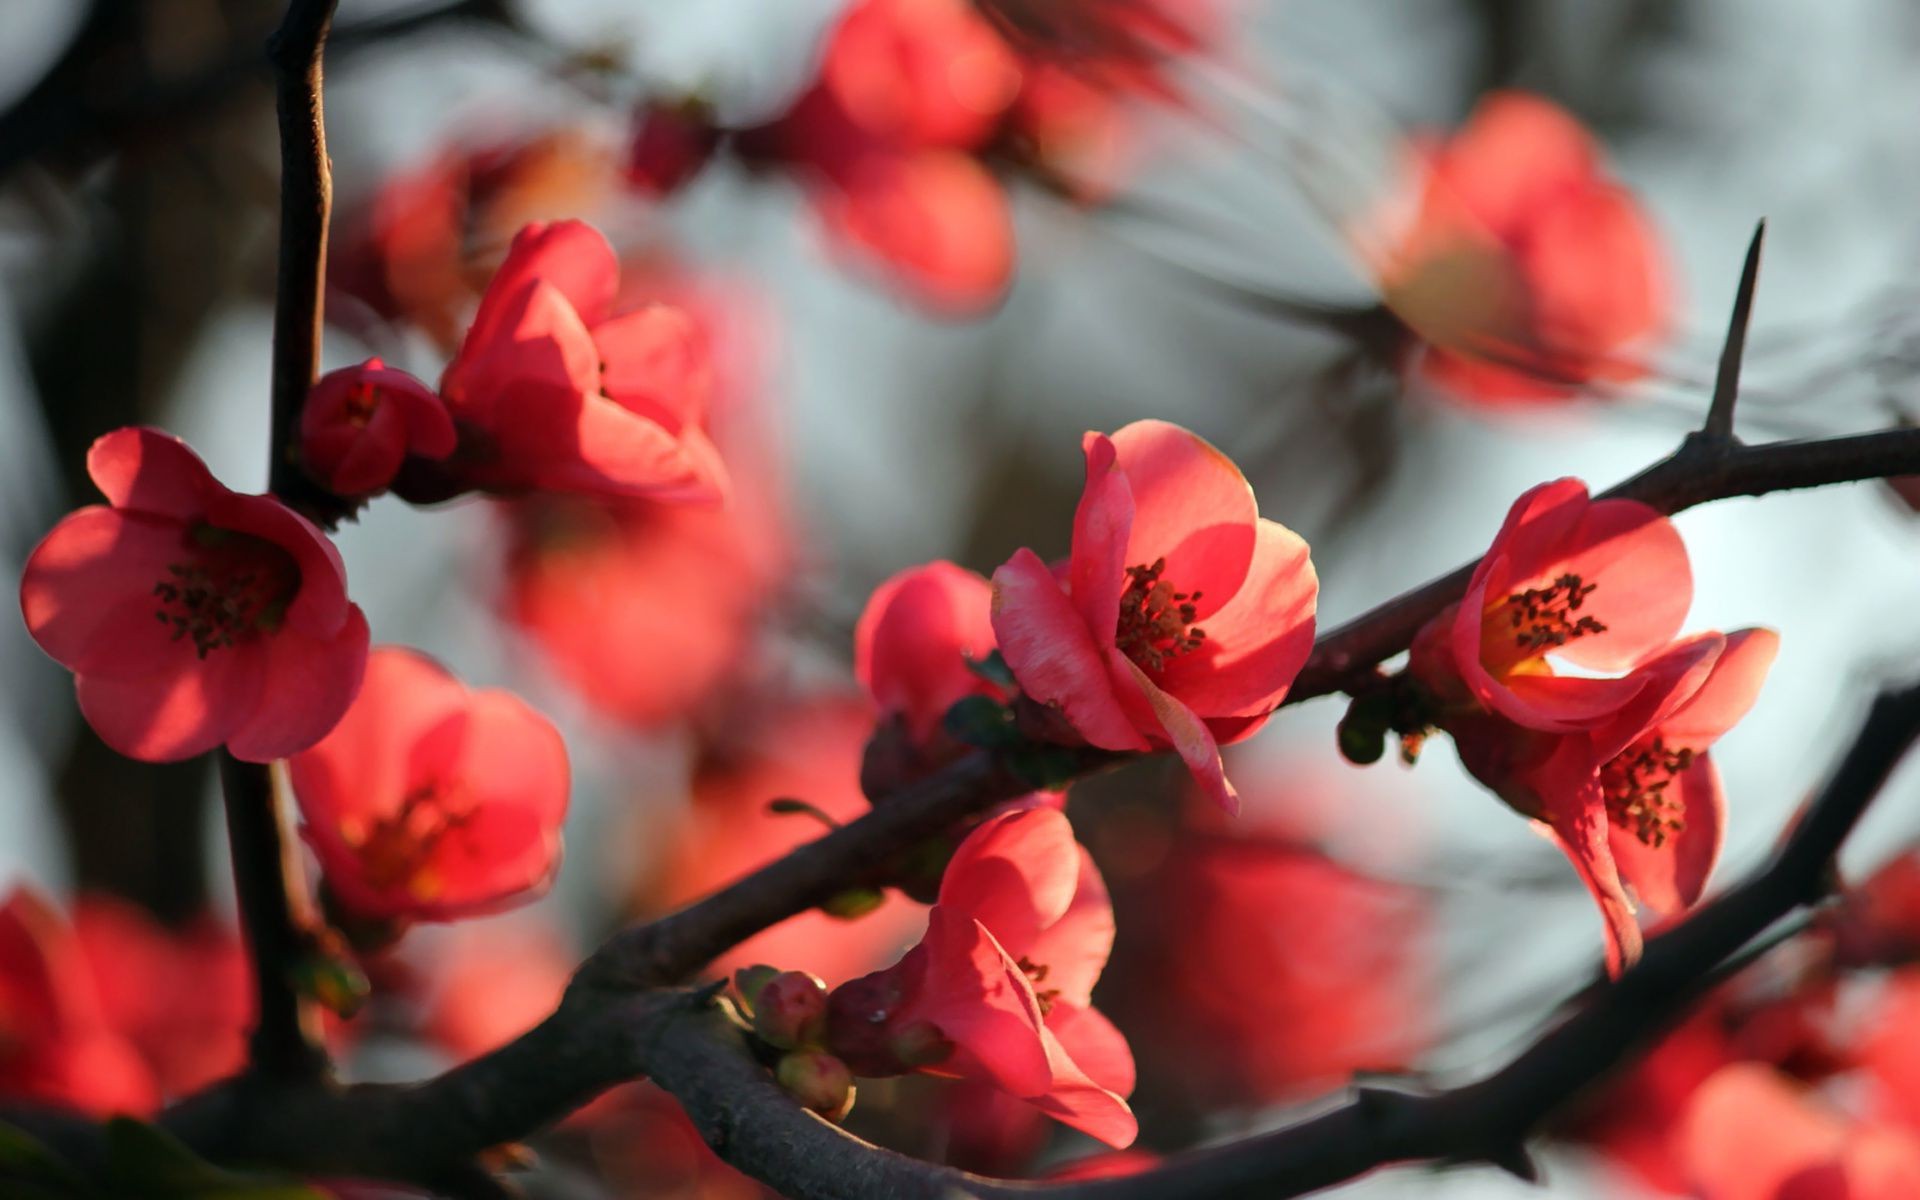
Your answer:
1702;220;1765;443
1486;1142;1542;1184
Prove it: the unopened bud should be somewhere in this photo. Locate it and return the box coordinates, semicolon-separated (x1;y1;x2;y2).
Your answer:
777;1050;856;1121
752;970;828;1050
731;965;781;1017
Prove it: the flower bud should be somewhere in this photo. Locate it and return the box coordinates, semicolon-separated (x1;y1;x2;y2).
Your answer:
776;1050;856;1122
626;99;719;196
299;358;455;499
731;964;781;1017
752;970;828;1050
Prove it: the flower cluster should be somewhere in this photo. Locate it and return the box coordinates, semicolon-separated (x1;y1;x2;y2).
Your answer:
1393;478;1777;972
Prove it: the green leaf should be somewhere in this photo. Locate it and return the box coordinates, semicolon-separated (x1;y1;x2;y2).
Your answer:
942;696;1021;750
820;887;886;919
0;1121;94;1198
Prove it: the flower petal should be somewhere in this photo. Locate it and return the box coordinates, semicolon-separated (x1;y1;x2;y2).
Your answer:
918;908;1053;1097
1114;655;1236;814
1539;778;1642;976
1609;753;1724;915
1046;1002;1135;1098
939;808;1081;960
74;644;261;763
1109;420;1256;622
463;220;619;353
288;646;468;825
20;508;199;680
86;428;219;520
991;549;1148;752
1662;627;1780;750
855;561;999;743
1029;1019;1138;1148
1024;846;1115;1010
1067;432;1133;647
1149;517;1317;718
224;604;370;762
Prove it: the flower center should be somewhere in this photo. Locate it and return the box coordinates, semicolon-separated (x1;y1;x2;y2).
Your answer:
1505;573;1607;654
1601;736;1696;848
342;380;381;428
1115;557;1206;672
347;782;474;897
152;525;301;659
1016;955;1060;1015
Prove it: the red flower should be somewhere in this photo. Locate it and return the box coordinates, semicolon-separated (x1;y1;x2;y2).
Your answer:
299;358;455;499
1682;1063;1920;1200
990;420;1317;812
20;427;370;762
0;888;157;1116
1473;628;1778;974
417;918;576;1061
855;560;1002;745
288;646;570;925
1413;477;1692;734
431;220;727;503
828;807;1137;1147
626;101;722;196
1373;91;1670;405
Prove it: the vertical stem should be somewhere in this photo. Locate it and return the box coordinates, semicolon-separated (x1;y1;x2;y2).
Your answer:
217;0;341;1080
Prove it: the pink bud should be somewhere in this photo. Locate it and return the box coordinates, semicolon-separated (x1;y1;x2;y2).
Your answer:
626;101;719;196
752;970;829;1050
299;358;455;499
776;1049;856;1121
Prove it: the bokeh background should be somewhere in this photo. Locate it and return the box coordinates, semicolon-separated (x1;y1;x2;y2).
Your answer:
6;1;1920;1196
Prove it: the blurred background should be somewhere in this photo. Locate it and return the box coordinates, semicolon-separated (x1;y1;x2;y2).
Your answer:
6;0;1920;1196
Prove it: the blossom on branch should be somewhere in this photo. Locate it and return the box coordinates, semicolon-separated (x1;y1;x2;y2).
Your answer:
1371;90;1670;406
856;559;1003;744
299;358;455;500
20;427;370;762
1411;476;1692;734
990;419;1317;812
827;806;1137;1146
288;646;570;927
416;220;727;504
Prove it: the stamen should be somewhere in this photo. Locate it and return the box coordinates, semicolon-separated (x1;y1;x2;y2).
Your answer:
1016;955;1060;1015
1114;557;1207;672
1601;736;1696;848
1506;573;1607;654
347;783;475;894
150;527;300;659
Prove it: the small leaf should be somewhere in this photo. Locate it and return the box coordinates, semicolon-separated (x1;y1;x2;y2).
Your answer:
820;887;886;919
0;1121;93;1198
943;696;1021;749
963;651;1016;691
766;797;842;830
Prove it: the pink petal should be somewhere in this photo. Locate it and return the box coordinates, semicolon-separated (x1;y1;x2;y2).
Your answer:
1609;753;1724;915
1586;632;1726;764
1023;846;1115;1009
1108;420;1256;622
991;549;1148;752
855;560;998;743
918;908;1053;1097
1067;433;1133;648
202;490;351;639
1029;1019;1138;1148
1539;780;1641;976
288;646;468;824
86;427;219;520
939;808;1081;958
463;220;619;353
1493;668;1652;734
1662;627;1780;749
224;604;370;762
592;304;712;432
1046;1002;1136;1097
1536;497;1692;672
1114;655;1236;814
20;508;199;680
74;642;261;763
410;802;558;919
1435;92;1600;240
564;393;726;503
457;688;571;830
1149;517;1317;718
450;278;604;410
1682;1064;1847;1200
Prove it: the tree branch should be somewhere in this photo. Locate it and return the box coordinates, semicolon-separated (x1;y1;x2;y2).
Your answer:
211;0;341;1084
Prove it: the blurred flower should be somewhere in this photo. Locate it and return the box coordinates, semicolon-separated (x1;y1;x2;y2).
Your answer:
1411;477;1691;734
588;1082;775;1199
1682;1062;1920;1200
70;896;250;1100
19;427;370;763
648;699;926;987
736;0;1019;311
828;807;1137;1146
1827;850;1920;968
416;918;576;1061
298;359;454;501
1042;1148;1161;1180
289;647;569;928
0;888;156;1116
414;220;727;504
626;100;723;196
1371;91;1670;405
331;130;619;348
991;419;1317;812
857;560;1003;745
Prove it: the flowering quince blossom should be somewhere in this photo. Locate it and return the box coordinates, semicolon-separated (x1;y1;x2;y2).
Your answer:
1455;628;1778;974
1370;90;1670;405
300;358;455;499
855;559;1003;746
427;220;727;503
0;889;158;1116
1681;1063;1920;1200
20;427;370;762
288;646;569;925
826;806;1137;1146
1411;476;1692;734
990;420;1317;812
